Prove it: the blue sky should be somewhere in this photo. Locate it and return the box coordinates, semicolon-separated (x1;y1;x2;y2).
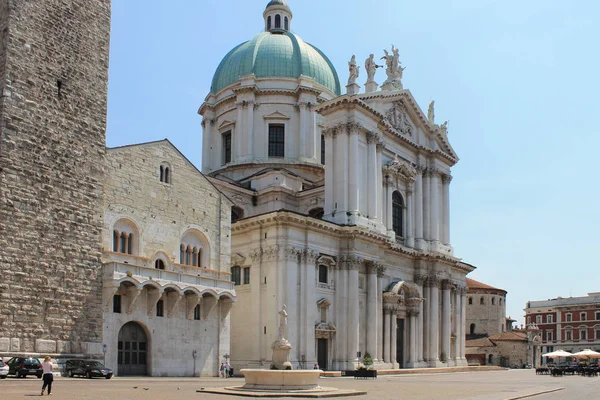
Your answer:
107;0;600;324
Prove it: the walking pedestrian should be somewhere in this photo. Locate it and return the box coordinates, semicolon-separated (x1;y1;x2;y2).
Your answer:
41;356;54;396
225;362;231;378
219;362;225;378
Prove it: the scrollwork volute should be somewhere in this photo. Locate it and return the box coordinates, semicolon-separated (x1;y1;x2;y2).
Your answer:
442;174;453;184
377;264;387;278
383;155;417;183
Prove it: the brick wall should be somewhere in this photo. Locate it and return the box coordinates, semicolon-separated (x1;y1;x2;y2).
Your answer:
0;0;111;355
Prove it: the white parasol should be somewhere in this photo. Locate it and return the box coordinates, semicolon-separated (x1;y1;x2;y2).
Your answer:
542;350;573;358
571;349;600;359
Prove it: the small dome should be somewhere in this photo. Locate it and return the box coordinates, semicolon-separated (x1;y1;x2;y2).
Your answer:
210;31;341;96
266;0;290;10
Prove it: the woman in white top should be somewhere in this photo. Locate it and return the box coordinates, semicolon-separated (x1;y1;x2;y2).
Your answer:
41;356;53;396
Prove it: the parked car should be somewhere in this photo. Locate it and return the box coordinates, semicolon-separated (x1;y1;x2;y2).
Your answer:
65;359;113;379
0;359;9;378
6;357;42;378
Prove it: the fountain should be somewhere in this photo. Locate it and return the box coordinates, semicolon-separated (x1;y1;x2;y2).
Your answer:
200;305;366;398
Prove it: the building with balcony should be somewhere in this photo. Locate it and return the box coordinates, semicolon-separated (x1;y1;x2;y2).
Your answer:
524;293;600;363
101;140;236;377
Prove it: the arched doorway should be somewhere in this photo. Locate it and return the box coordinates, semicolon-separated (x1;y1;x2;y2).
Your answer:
118;322;148;376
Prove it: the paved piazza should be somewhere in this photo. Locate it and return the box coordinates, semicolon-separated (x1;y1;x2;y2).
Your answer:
1;370;598;399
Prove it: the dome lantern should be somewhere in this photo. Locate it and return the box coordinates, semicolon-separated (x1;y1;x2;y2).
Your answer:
263;0;292;33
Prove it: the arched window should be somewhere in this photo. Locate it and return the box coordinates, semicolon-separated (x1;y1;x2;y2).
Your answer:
468;297;473;305
155;259;165;270
275;14;281;29
470;323;476;335
309;208;324;219
180;229;208;268
492;297;496;305
112;219;138;255
159;163;171;183
480;297;485;305
321;135;325;164
267;16;272;30
231;206;244;223
284;16;289;30
488;354;493;364
318;265;328;284
499;298;503;306
392;191;404;237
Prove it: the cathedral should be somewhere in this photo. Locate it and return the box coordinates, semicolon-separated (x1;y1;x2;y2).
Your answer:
201;0;473;371
0;0;474;376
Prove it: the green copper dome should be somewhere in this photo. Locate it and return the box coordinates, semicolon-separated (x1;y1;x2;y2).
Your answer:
210;31;341;96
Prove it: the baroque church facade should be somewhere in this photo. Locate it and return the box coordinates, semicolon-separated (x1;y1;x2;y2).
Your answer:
1;0;476;376
201;0;474;370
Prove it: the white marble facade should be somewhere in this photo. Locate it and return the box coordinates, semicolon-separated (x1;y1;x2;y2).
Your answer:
199;1;474;371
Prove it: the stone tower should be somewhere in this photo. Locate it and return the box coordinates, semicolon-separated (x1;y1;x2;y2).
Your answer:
0;0;111;356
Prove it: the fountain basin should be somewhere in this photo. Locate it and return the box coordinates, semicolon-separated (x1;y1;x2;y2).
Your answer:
241;369;323;391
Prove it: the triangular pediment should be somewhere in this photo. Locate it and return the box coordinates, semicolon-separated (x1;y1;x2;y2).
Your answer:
263;110;290;120
218;120;235;130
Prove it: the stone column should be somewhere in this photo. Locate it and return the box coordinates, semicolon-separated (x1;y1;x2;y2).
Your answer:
298;103;307;159
442;174;452;245
385;177;393;233
201;118;213;172
323;129;336;218
347;258;360;367
406;185;414;247
422;284;430;361
367;133;378;219
461;288;467;360
422;168;431;241
383;308;391;363
376;142;384;220
235;102;245;162
409;312;417;367
348;124;360;214
390;310;398;368
415;166;424;247
453;286;461;363
430;169;440;244
441;281;452;363
247;102;255;163
429;277;440;362
377;266;386;361
367;263;378;360
334;129;349;218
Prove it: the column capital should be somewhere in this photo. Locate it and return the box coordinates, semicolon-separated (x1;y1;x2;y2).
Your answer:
414;274;427;286
341;255;363;270
346;121;363;135
366;131;380;144
416;164;427;174
442;173;453;184
442;280;455;291
427;274;442;288
377;264;387;277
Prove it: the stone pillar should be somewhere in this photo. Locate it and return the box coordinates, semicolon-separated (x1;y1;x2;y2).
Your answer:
246;102;255;162
430;169;440;245
347;258;360;367
422;168;431;241
461;288;467;361
235;103;245;162
385;178;393;234
376;142;384;220
298;103;307;159
383;309;391;363
367;263;378;360
415;166;424;248
334;129;349;218
201;118;213;172
367;134;378;219
429;277;440;363
323;129;336;218
390;311;398;368
442;174;452;245
377;267;386;362
409;312;417;367
406;185;414;247
441;281;452;363
422;284;430;361
453;287;461;363
348;125;360;214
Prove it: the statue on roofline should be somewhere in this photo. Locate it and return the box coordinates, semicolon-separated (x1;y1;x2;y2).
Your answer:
348;55;359;86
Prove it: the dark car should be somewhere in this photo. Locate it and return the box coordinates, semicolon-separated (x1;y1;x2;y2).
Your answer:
6;357;42;378
65;360;113;379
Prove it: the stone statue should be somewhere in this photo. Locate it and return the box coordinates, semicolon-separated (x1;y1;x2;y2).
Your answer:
428;101;435;124
440;121;448;134
347;55;359;86
278;304;288;340
365;54;381;83
381;45;405;89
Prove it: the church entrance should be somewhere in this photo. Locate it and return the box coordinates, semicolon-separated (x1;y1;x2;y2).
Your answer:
396;319;405;368
317;339;328;370
118;322;148;376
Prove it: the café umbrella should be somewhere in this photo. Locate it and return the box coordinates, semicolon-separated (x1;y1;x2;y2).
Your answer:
572;349;600;359
542;350;573;358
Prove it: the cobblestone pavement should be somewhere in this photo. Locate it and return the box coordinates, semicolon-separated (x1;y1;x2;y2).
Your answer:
0;369;598;399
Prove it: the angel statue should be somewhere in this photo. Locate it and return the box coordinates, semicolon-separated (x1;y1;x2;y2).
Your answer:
382;45;405;82
348;55;359;86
